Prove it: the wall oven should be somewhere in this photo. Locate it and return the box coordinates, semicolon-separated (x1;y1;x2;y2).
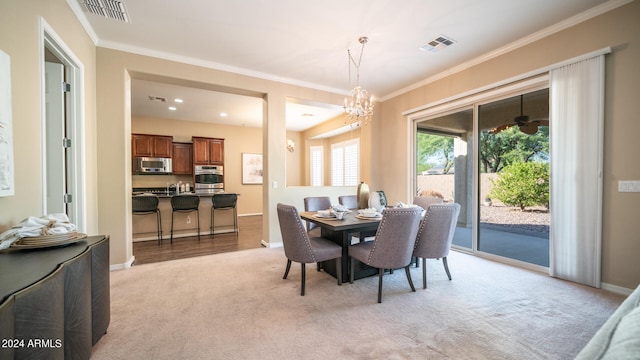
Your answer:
194;165;224;194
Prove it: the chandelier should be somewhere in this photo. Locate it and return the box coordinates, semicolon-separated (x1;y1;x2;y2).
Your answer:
343;36;374;126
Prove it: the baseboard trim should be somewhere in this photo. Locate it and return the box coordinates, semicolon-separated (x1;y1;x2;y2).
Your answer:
110;255;135;271
239;212;262;217
601;282;634;296
261;239;282;248
133;229;238;242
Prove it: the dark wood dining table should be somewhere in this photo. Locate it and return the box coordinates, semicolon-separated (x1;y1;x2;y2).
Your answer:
300;210;381;283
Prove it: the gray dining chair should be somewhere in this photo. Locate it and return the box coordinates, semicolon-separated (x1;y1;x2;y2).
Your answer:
338;195;358;209
339;194;370;243
413;203;461;289
303;196;331;237
276;203;343;296
348;207;423;303
413;195;444;210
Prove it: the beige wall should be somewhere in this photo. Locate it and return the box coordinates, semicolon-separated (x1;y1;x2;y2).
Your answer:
377;1;640;289
285;130;303;186
132;116;263;215
0;0;99;234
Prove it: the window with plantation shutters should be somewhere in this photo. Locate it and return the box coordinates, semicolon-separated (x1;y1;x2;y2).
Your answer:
310;146;323;186
331;139;359;186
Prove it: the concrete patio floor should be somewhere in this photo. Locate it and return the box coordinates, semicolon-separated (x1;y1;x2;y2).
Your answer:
453;225;549;267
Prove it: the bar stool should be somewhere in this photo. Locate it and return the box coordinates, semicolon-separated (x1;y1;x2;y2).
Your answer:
211;193;238;237
132;195;162;244
170;194;200;243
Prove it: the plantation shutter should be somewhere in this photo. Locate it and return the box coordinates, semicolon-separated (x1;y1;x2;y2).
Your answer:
343;141;359;186
331;146;344;186
310;146;323;186
331;139;360;186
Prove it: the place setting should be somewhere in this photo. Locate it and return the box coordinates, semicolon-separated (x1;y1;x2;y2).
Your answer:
313;205;351;220
355;208;382;220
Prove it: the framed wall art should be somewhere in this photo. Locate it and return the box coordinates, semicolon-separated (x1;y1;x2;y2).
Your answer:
242;153;263;185
0;49;14;197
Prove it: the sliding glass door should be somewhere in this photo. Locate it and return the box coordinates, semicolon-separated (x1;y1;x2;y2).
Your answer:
415;107;473;251
413;85;550;269
477;89;550;267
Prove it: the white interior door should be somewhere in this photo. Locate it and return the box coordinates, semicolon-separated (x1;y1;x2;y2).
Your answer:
45;61;66;215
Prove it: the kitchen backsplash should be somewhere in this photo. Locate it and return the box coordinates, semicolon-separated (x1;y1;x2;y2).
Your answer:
132;174;193;189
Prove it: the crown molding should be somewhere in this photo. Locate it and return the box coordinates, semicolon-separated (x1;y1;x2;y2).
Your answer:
66;0;99;44
96;39;349;96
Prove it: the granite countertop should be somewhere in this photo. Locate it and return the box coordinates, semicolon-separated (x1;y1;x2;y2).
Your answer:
132;187;236;198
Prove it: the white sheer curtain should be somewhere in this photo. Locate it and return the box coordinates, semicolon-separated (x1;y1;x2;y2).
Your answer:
549;55;605;288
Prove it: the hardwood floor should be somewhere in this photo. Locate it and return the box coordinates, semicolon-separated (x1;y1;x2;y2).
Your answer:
132;215;264;265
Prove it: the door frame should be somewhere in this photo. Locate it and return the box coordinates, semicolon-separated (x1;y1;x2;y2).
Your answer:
40;18;86;232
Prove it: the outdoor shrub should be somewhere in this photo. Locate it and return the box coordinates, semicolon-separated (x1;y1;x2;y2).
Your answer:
488;162;549;211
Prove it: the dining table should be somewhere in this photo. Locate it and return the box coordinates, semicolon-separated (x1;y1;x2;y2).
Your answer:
300;210;382;283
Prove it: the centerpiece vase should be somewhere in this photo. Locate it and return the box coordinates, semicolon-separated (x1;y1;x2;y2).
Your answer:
357;181;370;209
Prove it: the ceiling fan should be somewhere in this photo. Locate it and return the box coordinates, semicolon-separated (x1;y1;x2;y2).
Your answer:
489;94;549;135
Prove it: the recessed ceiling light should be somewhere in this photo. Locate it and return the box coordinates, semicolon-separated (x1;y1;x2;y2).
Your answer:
174;98;183;103
220;112;228;117
168;106;177;111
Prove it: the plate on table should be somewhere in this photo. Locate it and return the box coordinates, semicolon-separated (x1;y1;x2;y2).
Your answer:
356;214;381;220
313;214;336;219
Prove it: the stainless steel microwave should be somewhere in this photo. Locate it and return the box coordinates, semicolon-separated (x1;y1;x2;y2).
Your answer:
133;157;172;175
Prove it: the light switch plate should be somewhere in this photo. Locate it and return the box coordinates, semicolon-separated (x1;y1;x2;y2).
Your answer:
618;181;640;192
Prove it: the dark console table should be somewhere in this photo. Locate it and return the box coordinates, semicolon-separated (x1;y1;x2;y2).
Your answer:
0;235;110;360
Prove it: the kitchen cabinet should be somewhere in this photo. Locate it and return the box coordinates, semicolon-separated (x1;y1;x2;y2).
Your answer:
172;142;193;174
193;137;224;165
132;134;173;158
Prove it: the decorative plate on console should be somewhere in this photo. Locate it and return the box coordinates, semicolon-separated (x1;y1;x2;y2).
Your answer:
11;232;87;249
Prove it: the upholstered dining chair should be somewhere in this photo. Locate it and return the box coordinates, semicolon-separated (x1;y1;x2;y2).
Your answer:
413;203;461;289
276;203;342;296
413;195;444;210
348;207;423;303
338;195;358;209
339;195;370;243
303;196;331;237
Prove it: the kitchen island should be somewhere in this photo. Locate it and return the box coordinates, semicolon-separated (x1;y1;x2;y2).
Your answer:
132;189;239;242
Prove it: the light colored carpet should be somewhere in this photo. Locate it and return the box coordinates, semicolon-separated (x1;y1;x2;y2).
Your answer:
91;248;625;360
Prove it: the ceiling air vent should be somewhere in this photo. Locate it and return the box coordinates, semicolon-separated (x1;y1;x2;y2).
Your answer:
148;96;167;103
79;0;130;23
419;34;456;53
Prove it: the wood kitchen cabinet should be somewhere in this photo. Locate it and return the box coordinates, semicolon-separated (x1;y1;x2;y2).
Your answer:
192;137;224;165
172;142;193;174
132;134;173;158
